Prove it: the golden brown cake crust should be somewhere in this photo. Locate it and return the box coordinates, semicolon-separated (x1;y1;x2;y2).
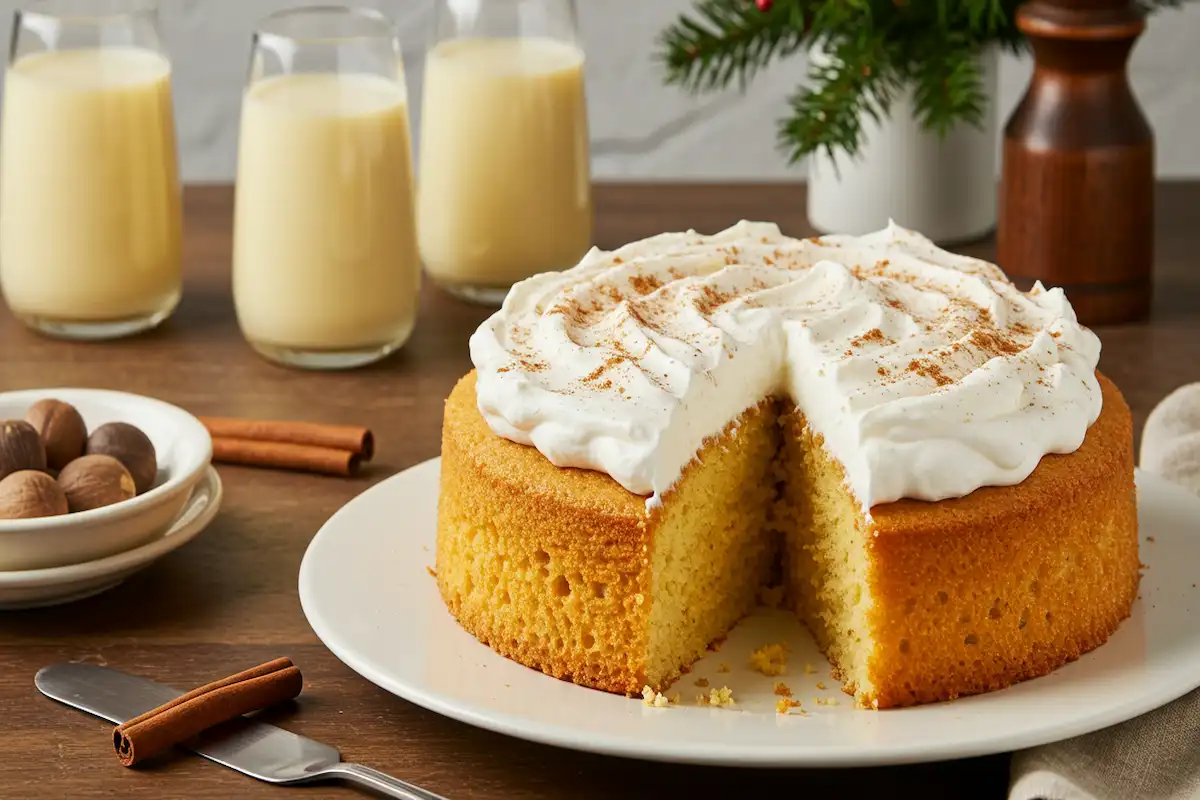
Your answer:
436;372;651;695
437;370;1139;708
860;373;1139;708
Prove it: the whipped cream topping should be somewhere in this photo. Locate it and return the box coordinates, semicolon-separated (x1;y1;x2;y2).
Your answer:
469;221;1102;512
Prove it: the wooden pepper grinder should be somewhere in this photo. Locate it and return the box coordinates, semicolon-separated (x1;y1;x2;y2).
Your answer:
998;0;1154;325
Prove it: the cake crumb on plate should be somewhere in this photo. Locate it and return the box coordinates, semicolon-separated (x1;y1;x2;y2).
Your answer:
774;682;792;697
695;677;709;687
697;686;735;707
641;686;671;707
776;697;803;714
750;642;788;676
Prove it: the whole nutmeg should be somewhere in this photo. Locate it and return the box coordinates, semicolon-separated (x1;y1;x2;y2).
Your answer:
0;419;47;482
25;399;87;470
0;470;68;520
86;422;157;494
57;454;136;513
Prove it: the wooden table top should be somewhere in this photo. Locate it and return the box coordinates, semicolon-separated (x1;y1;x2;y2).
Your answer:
1;183;1197;799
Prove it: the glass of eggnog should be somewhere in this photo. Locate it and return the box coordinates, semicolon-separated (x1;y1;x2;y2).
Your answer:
0;0;182;340
418;0;593;306
233;7;420;370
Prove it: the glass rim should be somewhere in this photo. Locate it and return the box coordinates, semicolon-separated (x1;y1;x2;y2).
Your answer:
255;5;397;45
17;0;158;24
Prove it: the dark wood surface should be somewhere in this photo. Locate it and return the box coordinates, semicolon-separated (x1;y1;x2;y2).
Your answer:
1;183;1197;799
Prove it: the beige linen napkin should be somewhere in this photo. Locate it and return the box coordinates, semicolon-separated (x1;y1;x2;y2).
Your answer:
1009;383;1200;800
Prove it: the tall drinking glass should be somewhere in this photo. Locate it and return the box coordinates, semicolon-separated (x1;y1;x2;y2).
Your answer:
233;7;420;370
0;0;182;340
418;0;592;305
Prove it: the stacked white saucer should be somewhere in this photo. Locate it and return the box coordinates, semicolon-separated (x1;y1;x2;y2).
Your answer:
0;388;220;609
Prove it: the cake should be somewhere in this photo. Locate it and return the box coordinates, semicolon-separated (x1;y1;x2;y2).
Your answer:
435;221;1139;709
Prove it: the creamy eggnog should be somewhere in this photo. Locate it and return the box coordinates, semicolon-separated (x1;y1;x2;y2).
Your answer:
417;37;592;296
0;47;182;328
233;72;420;358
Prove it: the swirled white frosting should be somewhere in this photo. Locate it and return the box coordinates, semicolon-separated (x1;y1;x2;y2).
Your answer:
469;221;1102;512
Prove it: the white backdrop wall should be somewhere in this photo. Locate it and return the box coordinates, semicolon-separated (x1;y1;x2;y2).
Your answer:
2;0;1197;182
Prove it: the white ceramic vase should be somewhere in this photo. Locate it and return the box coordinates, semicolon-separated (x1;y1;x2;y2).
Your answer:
806;47;999;244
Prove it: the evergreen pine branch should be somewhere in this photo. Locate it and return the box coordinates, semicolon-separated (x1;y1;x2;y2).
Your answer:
909;34;987;137
657;0;1187;163
657;0;812;92
776;33;901;166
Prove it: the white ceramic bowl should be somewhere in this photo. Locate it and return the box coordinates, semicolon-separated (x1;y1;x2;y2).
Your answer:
0;465;222;608
0;388;212;571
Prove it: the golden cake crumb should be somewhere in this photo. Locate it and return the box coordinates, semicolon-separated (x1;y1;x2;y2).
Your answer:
816;681;827;690
698;686;736;707
695;677;709;687
813;696;839;706
425;566;437;578
773;682;792;697
641;685;670;707
668;692;681;704
758;584;785;608
776;697;803;714
717;663;730;673
749;643;788;676
803;662;818;675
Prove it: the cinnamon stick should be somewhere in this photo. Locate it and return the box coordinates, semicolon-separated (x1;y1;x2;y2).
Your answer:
113;657;303;767
211;437;361;477
198;417;373;461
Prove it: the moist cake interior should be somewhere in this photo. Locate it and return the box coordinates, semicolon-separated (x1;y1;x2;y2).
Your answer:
439;382;890;695
642;398;880;695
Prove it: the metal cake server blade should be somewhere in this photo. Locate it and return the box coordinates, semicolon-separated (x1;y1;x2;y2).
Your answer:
35;662;447;800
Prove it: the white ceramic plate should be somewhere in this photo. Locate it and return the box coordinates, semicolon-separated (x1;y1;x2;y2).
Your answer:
299;458;1200;767
0;465;222;609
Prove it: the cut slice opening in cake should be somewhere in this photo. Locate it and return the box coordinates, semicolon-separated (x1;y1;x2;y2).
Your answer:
644;400;780;689
776;410;877;704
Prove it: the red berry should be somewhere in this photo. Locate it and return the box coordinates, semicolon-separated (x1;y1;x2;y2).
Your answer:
756;0;773;10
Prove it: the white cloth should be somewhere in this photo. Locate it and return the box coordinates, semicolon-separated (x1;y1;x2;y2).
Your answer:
1009;382;1200;800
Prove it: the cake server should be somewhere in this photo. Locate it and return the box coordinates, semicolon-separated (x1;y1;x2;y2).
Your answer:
35;662;448;800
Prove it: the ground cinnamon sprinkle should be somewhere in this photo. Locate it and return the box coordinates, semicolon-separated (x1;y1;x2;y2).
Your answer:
907;358;954;387
518;359;547;373
695;284;733;315
629;274;663;295
851;328;887;348
970;329;1023;357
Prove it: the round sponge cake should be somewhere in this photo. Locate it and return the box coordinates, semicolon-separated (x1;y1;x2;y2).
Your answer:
436;370;1138;708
